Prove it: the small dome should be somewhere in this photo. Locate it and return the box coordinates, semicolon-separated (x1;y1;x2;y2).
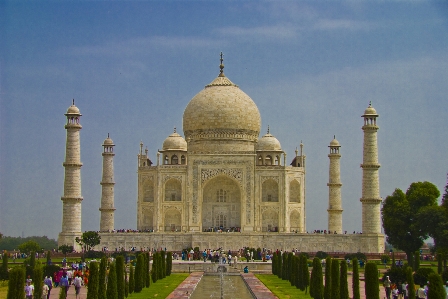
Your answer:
162;129;187;151
256;128;282;151
103;134;114;146
66;100;81;115
330;137;340;147
363;102;378;116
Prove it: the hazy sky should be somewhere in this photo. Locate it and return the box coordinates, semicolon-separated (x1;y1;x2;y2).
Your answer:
1;1;447;240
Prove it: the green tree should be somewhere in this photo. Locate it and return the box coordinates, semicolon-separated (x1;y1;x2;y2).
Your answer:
7;266;25;299
87;261;99;299
116;256;125;299
1;251;8;280
161;250;166;279
33;262;44;299
272;253;277;275
124;267;129;298
413;267;435;286
166;251;172;276
324;257;332;299
98;257;107;299
352;258;360;299
311;257;324;299
144;253;150;288
46;250;51;265
151;253;158;283
134;254;144;293
141;253;147;289
331;259;340;299
59;286;67;299
340;260;349;299
58;245;74;257
282;252;288;280
406;267;416;299
382;182;441;265
18;240;40;255
302;255;310;294
414;251;420;270
128;264;134;294
364;262;379;299
75;231;101;252
427;273;445;299
106;262;118;299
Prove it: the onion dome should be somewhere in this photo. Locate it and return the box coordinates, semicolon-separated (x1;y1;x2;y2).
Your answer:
103;134;114;146
162;128;187;151
256;127;282;151
362;102;378;116
329;136;340;147
66;99;81;115
182;53;261;144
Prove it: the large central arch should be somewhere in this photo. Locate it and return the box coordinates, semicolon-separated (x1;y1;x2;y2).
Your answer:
202;175;241;231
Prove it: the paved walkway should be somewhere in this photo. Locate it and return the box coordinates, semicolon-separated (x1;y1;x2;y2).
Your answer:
48;285;87;299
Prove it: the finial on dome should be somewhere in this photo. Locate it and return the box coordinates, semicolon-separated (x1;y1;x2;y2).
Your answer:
267;125;270;134
334;135;336;139
174;127;176;133
369;101;372;107
108;133;110;138
72;99;75;105
219;52;225;77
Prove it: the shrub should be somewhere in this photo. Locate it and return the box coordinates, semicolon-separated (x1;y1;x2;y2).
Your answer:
98;257;107;299
161;251;166;279
311;257;324;299
406;267;415;299
84;250;106;259
427;273;445;299
151;253;158;283
106;262;118;299
352;258;360;299
0;252;8;280
316;251;328;259
7;266;25;299
58;286;67;299
134;254;144;293
115;256;125;299
364;262;379;299
324;257;332;299
86;261;99;299
33;263;44;299
43;264;59;279
302;254;310;293
128;264;134;294
382;266;407;285
166;251;172;276
144;252;150;288
381;254;391;265
413;267;435;286
340;260;349;299
331;259;340;299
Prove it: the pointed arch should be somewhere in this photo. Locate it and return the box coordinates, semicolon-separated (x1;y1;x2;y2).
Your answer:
262;209;279;232
143;180;154;202
165;178;182;201
290;210;301;232
289;179;301;203
262;179;279;202
164;209;181;232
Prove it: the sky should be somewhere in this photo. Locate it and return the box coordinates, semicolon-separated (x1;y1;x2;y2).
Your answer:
1;1;447;240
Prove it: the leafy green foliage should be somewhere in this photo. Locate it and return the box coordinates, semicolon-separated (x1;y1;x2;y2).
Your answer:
0;252;8;280
310;257;323;299
427;273;445;299
324;257;331;299
364;262;379;299
115;256;125;299
128;264;134;294
340;260;349;299
344;252;367;262
406;267;416;299
0;236;57;251
98;257;107;299
331;259;340;299
151;253;158;283
382;266;407;285
58;245;74;257
87;261;99;299
134;254;144;293
382;182;441;264
75;231;101;252
315;251;328;259
33;263;44;299
166;251;172;276
18;241;40;254
7;266;25;299
413;267;435;286
352;258;360;299
106;262;118;299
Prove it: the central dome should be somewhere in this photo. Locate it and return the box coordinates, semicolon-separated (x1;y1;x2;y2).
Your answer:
183;73;261;144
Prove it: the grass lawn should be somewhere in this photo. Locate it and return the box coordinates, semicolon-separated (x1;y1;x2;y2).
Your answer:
0;281;8;299
127;273;189;298
255;274;312;299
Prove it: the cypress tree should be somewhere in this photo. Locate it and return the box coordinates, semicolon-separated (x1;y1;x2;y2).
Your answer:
294;255;300;288
414;251;420;270
151;253;158;283
331;259;340;299
302;254;310;293
33;263;44;299
340;260;349;299
282;252;288;280
1;252;9;280
7;266;25;299
134;254;144;293
352;258;360;299
161;251;166;278
166;251;173;276
128;264;134;294
157;252;163;280
311;257;324;299
29;251;36;280
324;257;332;299
364;262;379;299
124;269;129;298
406;266;416;299
427;272;445;299
59;286;67;299
115;256;125;299
86;261;99;299
140;254;147;289
106;262;118;299
271;253;277;275
98;256;107;299
278;252;283;279
290;255;296;287
144;252;150;288
288;252;294;282
310;258;315;298
46;250;51;265
297;254;303;289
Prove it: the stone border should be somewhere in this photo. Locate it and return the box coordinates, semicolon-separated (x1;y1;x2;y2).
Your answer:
241;272;278;299
166;272;203;299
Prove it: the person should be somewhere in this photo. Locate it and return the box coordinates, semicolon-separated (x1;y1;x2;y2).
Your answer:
243;266;249;273
60;272;70;297
25;280;34;299
384;276;392;299
44;276;52;299
417;285;426;299
74;274;83;299
392;285;399;299
402;281;408;299
42;281;49;299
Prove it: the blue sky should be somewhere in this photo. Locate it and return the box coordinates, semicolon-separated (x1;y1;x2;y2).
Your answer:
1;1;447;240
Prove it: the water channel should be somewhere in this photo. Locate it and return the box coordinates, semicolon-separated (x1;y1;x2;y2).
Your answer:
189;273;255;299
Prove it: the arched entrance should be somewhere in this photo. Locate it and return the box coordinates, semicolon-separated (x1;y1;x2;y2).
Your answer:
202;175;241;232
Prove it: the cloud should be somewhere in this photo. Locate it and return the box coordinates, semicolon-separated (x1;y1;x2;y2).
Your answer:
216;23;300;40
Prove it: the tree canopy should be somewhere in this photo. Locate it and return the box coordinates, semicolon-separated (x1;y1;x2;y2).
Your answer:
18;240;41;254
75;231;101;251
382;181;440;263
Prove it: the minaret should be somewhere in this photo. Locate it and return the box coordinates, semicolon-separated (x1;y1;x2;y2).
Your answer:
360;102;381;234
58;100;83;247
99;134;116;232
327;136;343;234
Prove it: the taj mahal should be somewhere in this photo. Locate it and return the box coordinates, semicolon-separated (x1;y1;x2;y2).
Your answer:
58;55;385;253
